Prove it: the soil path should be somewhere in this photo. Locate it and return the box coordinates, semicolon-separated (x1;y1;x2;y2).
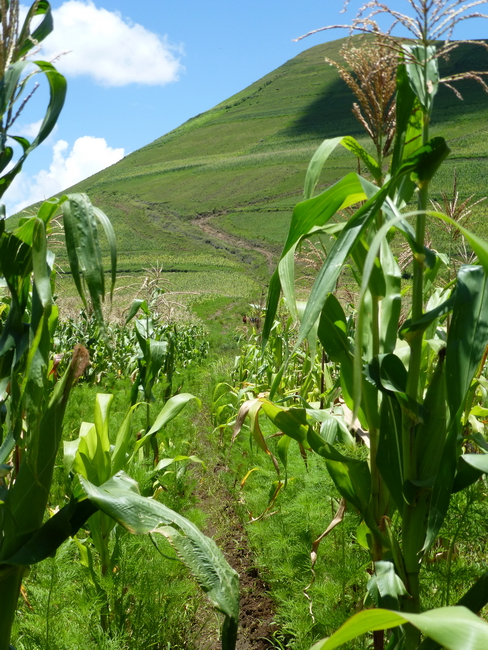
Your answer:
191;343;276;650
193;214;276;274
195;465;277;650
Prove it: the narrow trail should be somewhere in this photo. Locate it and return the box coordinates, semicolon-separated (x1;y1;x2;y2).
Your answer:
194;463;277;650
190;314;276;650
193;214;276;274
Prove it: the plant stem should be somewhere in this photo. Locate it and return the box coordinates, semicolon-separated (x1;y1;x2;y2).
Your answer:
0;565;24;650
402;48;431;649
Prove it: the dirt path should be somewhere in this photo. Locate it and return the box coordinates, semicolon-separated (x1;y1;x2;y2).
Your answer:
196;466;277;650
194;214;276;274
190;348;276;650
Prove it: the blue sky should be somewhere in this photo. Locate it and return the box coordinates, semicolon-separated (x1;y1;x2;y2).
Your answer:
6;0;488;214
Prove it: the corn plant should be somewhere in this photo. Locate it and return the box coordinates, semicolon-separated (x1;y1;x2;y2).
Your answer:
63;392;206;633
0;3;238;649
124;298;180;463
53;314;209;383
240;2;488;648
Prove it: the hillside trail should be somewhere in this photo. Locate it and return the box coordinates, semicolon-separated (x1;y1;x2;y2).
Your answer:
190;312;276;650
193;214;276;274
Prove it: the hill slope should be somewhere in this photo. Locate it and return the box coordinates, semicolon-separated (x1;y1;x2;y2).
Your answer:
33;36;488;309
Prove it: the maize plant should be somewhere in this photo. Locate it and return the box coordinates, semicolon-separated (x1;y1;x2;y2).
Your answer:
0;3;238;649
240;2;488;648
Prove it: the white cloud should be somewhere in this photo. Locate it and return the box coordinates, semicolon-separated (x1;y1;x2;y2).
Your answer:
15;120;58;142
6;135;124;213
39;0;183;87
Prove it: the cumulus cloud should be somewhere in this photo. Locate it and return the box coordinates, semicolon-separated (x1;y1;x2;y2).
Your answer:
15;119;58;142
6;135;124;213
39;0;183;86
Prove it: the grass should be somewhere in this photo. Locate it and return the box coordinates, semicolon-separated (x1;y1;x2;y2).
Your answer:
216;373;488;649
14;535;201;650
223;415;372;649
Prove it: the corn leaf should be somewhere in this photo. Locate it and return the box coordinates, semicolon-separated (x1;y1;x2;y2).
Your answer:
311;606;488;650
404;44;439;115
18;0;54;58
303;136;343;199
1;346;90;560
80;472;239;650
134;393;200;454
93;206;117;300
445;266;488;420
62;194;106;326
111;403;142;474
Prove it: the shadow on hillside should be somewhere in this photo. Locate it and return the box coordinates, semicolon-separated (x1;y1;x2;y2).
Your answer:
286;41;488;141
285;76;361;140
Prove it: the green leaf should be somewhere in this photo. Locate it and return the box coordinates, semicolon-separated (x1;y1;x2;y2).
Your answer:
93;206;117;300
2;498;97;565
80;472;239;650
0;60;67;199
306;410;355;447
303;136;343;199
62;194;106;327
368;354;408;395
299;181;388;349
317;294;351;364
263;173;369;344
427;210;488;273
234;399;279;473
445;266;488;421
414;351;447;483
70;423;106;486
262;269;282;349
125;299;149;324
276;435;292;479
399;293;454;341
460;453;488;474
17;1;54;58
111;403;142;475
307;428;371;519
94;393;113;456
351;237;386;299
38;197;63;225
299;137;449;352
377;394;404;512
404;44;439;116
341;136;382;182
367;561;408;610
379;239;402;354
154;455;205;472
63;395;114;485
148;393;199;436
452;457;484;493
279;245;298;321
284;173;366;260
31;218;52;309
390;60;421;180
134;393;200;453
410;137;450;187
30;61;67;149
259;400;310;445
311;606;488;650
1;346;90;560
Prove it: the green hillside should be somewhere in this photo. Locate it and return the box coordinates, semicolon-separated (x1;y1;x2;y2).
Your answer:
30;36;488;310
